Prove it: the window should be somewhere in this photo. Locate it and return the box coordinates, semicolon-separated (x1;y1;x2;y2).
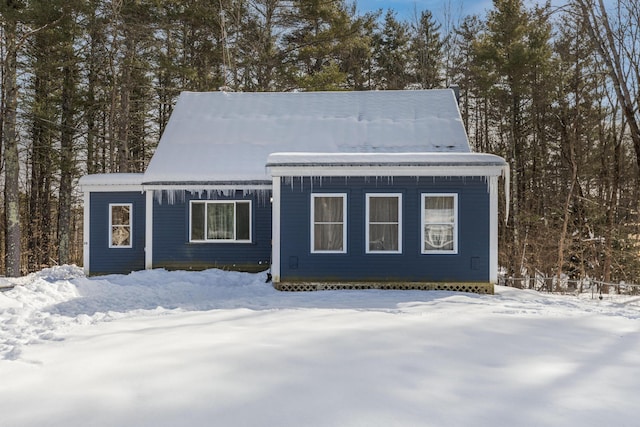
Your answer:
190;201;251;242
311;194;346;253
109;204;132;248
366;194;402;253
422;194;457;254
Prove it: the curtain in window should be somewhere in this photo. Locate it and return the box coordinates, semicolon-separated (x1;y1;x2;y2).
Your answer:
208;203;234;239
235;202;250;240
369;196;399;251
111;205;131;246
314;196;344;251
191;203;205;240
424;196;454;251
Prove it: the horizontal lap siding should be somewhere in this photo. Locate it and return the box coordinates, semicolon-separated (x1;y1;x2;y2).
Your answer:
152;190;272;272
279;176;490;282
89;192;146;275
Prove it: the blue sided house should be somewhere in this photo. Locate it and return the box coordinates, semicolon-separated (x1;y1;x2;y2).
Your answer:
80;89;508;294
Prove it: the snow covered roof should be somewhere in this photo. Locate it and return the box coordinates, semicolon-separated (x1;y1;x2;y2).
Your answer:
143;89;472;184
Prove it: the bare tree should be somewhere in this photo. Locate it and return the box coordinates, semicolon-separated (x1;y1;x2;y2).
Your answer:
576;0;640;173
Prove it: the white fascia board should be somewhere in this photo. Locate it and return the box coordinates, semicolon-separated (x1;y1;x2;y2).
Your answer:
142;184;272;191
80;184;144;193
268;165;505;177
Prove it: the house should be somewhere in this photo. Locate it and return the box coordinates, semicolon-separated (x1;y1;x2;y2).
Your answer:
80;89;508;293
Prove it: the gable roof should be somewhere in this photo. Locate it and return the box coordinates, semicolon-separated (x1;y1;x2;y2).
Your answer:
142;89;471;184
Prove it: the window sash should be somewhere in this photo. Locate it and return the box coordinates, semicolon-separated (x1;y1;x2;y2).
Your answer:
190;201;252;242
366;194;402;253
311;194;346;253
109;204;132;248
422;194;457;254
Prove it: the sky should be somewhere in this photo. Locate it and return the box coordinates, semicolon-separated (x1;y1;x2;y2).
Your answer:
356;0;495;21
355;0;588;23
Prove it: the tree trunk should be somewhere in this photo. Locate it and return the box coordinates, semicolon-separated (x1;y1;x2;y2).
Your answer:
556;137;578;291
58;63;75;265
3;21;21;277
28;73;53;271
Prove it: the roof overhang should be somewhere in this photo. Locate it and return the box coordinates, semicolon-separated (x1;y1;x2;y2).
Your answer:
267;152;507;177
79;173;144;192
142;181;272;191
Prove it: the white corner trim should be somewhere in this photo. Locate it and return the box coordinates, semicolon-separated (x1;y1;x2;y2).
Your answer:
489;176;499;283
271;177;281;283
145;190;153;270
83;191;90;275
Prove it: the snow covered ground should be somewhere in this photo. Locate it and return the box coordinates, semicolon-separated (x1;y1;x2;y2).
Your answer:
1;266;639;427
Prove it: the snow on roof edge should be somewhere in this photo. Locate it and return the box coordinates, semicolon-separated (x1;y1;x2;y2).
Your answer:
79;173;144;187
266;152;507;167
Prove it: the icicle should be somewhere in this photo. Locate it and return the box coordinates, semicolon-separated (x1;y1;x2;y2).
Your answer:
151;187;273;206
163;189;185;204
154;189;163;205
503;165;511;223
488;175;496;195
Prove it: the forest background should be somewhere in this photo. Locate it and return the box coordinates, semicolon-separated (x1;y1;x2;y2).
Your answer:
0;0;639;286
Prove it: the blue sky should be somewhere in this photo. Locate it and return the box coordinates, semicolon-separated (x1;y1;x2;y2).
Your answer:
355;1;585;23
356;0;495;21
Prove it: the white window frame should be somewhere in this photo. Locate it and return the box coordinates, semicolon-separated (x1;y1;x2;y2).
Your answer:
189;200;252;243
421;193;458;254
366;193;402;254
311;193;347;254
109;203;132;248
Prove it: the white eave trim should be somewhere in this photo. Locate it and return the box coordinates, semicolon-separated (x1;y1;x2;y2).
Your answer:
142;183;272;191
80;184;144;193
268;164;506;177
81;183;273;192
